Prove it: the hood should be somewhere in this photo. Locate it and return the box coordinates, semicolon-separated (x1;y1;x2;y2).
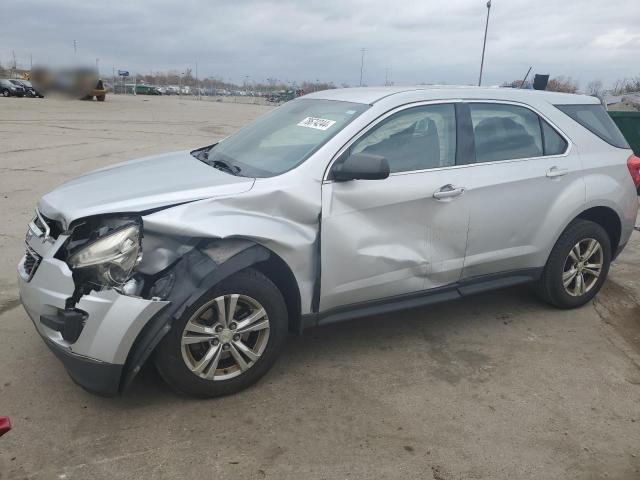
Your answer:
38;150;255;225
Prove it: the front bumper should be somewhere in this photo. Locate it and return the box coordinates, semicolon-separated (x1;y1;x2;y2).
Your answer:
18;232;168;395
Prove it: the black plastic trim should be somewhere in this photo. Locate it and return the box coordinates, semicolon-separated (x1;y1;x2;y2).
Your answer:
40;309;87;343
41;336;122;396
120;244;271;391
306;268;543;328
454;102;476;165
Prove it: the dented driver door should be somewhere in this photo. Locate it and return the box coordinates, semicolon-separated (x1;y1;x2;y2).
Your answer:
320;168;471;312
319;102;471;312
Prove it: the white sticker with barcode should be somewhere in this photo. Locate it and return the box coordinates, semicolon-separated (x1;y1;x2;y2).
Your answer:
297;117;336;130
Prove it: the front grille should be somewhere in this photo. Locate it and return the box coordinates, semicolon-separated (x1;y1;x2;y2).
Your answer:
33;211;63;240
23;244;42;281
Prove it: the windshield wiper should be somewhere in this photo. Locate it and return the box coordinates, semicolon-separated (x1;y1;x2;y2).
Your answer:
210;159;241;176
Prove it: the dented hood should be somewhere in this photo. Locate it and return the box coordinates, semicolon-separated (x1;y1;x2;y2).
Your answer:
38;150;255;224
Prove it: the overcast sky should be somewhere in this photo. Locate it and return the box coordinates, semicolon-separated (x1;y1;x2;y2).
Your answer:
1;0;638;88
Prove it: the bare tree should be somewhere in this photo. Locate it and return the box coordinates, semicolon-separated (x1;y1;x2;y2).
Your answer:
546;76;579;93
586;80;604;99
611;76;640;95
501;79;532;89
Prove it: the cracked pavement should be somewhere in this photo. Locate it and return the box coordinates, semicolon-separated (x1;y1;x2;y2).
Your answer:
0;96;639;480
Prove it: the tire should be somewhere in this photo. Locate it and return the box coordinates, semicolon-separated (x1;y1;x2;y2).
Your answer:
154;267;288;397
2;90;9;97
537;219;611;309
97;95;105;102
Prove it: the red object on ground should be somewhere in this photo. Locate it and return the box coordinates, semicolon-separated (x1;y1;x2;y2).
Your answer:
0;417;11;437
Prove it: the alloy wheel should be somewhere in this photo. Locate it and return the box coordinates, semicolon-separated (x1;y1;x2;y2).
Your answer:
180;294;270;381
562;238;603;297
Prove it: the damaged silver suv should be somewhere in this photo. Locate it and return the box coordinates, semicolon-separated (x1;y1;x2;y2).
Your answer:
18;87;639;397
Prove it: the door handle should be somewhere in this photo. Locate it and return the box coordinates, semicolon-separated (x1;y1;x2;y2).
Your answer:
546;166;569;178
433;184;465;200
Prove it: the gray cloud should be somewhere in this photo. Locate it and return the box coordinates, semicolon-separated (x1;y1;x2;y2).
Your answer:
1;0;638;88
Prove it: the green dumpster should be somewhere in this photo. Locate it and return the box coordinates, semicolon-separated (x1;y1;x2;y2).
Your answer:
609;111;640;156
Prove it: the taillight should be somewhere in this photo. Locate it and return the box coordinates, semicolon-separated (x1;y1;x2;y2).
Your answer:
627;154;640;189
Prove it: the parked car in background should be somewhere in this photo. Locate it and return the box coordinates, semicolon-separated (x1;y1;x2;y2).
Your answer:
18;87;639;398
1;79;25;97
135;84;162;95
10;79;44;98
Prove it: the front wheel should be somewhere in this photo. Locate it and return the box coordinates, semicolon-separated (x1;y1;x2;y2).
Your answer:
2;90;9;97
537;219;611;309
154;268;288;397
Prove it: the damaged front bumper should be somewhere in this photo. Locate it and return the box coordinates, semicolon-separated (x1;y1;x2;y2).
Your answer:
17;233;168;396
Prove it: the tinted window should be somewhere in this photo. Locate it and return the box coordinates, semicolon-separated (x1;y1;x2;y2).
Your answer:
470;103;543;162
351;104;456;173
541;120;568;155
556;104;629;149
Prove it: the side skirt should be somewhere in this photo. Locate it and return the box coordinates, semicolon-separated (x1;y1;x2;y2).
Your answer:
301;268;542;328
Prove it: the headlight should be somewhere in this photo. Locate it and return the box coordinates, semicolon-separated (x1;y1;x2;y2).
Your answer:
10;87;16;90
68;224;141;286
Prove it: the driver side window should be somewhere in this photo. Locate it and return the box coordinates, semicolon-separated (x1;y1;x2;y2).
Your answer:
351;104;456;173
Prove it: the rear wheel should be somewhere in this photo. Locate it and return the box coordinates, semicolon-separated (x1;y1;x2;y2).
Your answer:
537;219;611;308
154;268;288;397
97;95;105;102
2;90;9;97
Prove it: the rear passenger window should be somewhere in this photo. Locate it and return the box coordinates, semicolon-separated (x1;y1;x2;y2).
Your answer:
351;104;456;173
556;104;630;149
470;103;543;162
541;120;568;155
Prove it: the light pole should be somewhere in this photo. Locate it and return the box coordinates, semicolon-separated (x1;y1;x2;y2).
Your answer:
359;48;366;86
478;0;492;86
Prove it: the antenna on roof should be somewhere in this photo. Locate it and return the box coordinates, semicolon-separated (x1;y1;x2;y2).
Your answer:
519;66;532;89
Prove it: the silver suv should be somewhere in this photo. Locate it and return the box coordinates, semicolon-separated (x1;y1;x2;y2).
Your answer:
18;87;640;397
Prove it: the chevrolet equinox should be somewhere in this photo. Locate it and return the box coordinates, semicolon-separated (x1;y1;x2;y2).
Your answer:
18;86;640;397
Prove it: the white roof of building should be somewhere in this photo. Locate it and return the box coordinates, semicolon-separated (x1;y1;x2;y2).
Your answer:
304;85;598;106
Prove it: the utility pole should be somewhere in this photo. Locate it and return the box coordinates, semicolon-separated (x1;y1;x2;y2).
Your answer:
11;50;16;77
196;62;200;100
478;0;491;86
95;58;100;75
30;53;33;71
384;68;390;86
112;65;115;94
359;48;366;87
73;39;77;56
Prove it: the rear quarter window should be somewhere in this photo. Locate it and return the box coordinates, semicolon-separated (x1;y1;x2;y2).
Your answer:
556;104;630;149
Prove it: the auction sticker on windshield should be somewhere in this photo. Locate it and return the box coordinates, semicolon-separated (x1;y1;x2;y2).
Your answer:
297;117;336;130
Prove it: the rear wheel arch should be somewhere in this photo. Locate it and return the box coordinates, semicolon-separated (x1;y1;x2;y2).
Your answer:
576;206;621;255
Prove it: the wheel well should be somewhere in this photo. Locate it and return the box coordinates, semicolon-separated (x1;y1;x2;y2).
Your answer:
253;253;302;334
577;206;621;252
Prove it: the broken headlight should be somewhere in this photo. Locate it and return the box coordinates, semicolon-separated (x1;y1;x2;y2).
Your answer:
67;224;141;287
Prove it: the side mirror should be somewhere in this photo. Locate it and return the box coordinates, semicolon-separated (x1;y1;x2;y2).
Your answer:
332;152;390;182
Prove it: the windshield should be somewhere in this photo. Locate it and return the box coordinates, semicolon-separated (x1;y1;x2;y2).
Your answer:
202;99;368;177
